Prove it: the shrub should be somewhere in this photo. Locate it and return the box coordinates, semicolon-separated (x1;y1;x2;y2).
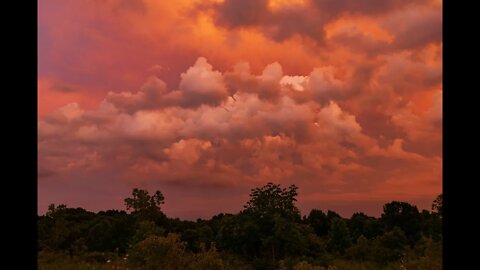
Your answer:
128;233;187;270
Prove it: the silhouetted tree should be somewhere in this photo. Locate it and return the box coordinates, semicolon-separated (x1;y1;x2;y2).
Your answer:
216;212;262;258
244;182;300;220
327;218;351;254
381;201;422;244
124;188;165;213
124;188;167;224
38;185;442;269
233;183;307;268
432;194;443;218
348;212;382;240
307;209;329;237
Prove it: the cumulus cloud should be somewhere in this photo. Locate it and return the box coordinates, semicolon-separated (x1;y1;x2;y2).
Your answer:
280;76;307;92
105;58;231;111
105;76;168;113
39;58;441;215
308;67;345;104
39;0;442;218
177;57;229;107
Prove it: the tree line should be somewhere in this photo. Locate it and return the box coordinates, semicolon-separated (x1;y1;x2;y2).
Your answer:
38;183;442;270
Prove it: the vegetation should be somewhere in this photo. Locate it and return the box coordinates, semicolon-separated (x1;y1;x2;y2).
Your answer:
38;183;442;269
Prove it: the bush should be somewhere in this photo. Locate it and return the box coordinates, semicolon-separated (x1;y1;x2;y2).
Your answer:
372;227;408;263
345;235;371;261
190;243;225;270
128;233;188;270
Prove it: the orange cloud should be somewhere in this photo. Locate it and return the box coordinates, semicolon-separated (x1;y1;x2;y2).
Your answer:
38;0;442;219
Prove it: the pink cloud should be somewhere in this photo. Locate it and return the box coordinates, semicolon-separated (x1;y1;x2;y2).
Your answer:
38;0;442;219
39;58;441;219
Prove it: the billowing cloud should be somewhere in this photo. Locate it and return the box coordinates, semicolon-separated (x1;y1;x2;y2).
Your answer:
39;56;441;219
105;77;168;113
308;67;345;104
177;57;229;107
39;0;442;219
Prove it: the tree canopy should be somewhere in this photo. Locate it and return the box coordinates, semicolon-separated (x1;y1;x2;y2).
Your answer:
243;182;300;220
124;188;165;213
432;194;443;218
39;187;442;270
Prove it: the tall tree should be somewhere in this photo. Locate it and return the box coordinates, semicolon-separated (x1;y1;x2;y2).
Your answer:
243;182;300;220
125;188;165;213
241;182;304;268
124;188;166;223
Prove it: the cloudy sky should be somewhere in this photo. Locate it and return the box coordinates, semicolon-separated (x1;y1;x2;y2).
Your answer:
38;0;442;219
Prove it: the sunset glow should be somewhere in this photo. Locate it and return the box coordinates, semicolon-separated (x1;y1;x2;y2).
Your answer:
38;0;442;220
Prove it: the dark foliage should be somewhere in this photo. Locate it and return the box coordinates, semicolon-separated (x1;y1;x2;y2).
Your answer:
38;184;442;269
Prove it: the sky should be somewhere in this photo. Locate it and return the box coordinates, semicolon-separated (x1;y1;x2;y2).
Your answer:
38;0;442;220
